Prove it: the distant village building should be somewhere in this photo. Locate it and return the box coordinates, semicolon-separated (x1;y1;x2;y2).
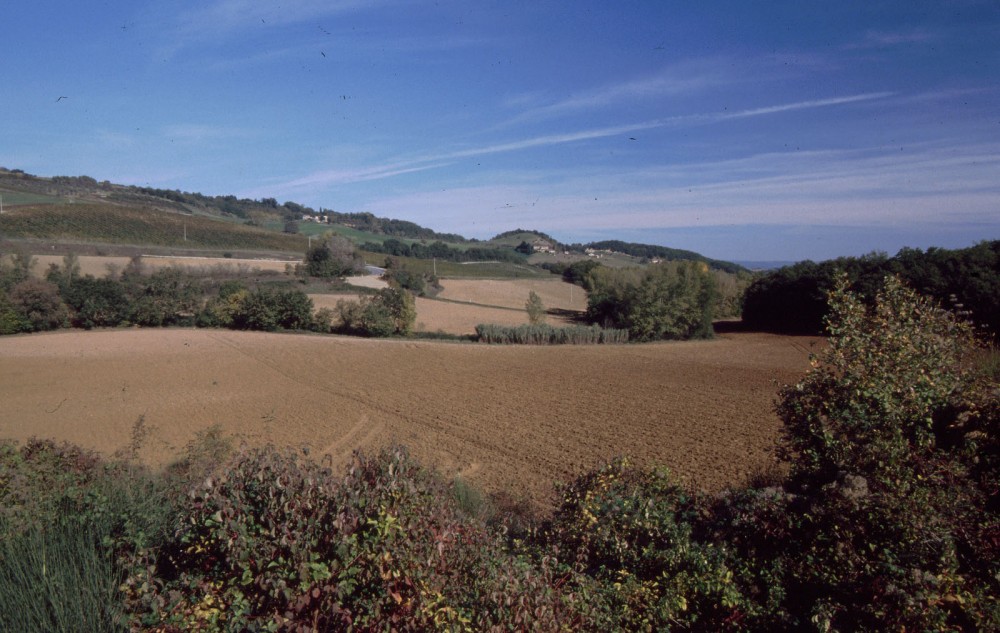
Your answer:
531;238;556;253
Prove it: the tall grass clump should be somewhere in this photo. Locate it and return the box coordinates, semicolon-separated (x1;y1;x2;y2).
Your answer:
0;520;126;632
0;439;177;633
475;322;628;344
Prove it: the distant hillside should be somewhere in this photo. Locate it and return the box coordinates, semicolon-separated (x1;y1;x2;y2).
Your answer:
580;240;746;274
0;167;746;272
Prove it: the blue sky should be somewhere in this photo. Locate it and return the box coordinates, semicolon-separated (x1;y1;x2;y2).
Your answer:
3;1;998;262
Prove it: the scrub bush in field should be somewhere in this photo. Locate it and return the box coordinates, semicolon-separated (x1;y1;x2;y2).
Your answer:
335;287;415;337
587;261;717;341
60;275;131;328
4;278;68;332
201;283;313;331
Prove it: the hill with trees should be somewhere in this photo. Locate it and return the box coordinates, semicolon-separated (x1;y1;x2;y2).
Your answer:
1;168;746;274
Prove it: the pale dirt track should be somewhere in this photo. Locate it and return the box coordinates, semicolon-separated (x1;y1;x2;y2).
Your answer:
0;329;821;506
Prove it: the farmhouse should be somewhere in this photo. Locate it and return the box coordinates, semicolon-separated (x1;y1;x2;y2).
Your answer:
531;238;556;253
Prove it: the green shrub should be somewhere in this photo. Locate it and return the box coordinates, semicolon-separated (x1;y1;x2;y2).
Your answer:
125;446;580;631
526;290;546;325
336;288;415;337
126;267;203;327
729;273;1000;631
0;439;177;633
778;273;979;486
60;276;131;328
543;458;752;631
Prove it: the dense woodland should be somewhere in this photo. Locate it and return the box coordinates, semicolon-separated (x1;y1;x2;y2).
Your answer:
743;240;1000;338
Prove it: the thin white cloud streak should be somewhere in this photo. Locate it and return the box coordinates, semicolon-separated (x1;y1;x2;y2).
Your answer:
844;28;940;50
161;124;254;144
268;91;894;195
721;92;894;119
503;60;729;126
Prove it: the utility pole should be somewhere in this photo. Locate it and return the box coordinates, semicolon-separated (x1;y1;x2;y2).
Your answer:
183;223;187;241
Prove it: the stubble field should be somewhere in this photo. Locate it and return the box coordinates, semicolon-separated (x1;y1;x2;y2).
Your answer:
0;328;820;507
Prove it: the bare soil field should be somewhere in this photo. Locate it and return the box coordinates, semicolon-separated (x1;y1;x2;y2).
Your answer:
309;293;578;335
0;329;821;507
436;278;588;312
28;254;296;277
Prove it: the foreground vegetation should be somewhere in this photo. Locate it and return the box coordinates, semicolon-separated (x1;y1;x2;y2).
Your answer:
1;276;996;631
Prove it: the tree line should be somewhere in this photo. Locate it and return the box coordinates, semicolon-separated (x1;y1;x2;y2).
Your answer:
742;240;1000;337
361;238;526;264
0;247;416;339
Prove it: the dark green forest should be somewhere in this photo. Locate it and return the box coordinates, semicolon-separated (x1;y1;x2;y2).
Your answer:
742;241;1000;337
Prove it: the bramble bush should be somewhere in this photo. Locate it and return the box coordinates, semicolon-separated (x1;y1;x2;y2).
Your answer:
123;446;584;632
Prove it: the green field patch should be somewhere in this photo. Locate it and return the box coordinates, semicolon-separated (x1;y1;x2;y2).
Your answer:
0;189;66;207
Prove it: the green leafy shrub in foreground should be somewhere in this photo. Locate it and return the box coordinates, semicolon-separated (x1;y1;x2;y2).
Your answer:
721;274;1000;631
124;446;582;631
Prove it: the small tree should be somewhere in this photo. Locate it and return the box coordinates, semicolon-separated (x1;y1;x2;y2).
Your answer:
304;236;363;279
778;273;979;486
525;291;546;324
8;279;69;332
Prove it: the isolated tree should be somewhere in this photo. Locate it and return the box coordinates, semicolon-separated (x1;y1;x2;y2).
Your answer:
526;290;546;324
305;235;363;278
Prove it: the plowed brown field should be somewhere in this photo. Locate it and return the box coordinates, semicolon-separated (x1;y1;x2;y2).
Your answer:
0;329;821;506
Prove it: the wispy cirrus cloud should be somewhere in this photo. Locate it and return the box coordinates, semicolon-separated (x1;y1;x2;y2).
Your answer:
505;60;729;124
844;28;940;50
161;123;255;144
720;91;894;119
261;91;897;196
